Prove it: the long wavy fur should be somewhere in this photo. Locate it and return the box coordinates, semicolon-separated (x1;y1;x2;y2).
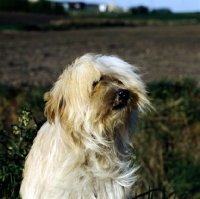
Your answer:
20;53;150;199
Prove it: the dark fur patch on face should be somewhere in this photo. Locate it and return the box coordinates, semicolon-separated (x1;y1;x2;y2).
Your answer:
90;76;139;120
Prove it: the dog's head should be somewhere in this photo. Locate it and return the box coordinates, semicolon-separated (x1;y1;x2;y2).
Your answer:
44;54;150;142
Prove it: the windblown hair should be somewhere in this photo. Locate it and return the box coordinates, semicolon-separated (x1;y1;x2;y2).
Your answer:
20;53;150;199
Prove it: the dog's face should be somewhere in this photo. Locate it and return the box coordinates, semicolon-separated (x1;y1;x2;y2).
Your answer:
44;54;150;142
90;75;138;123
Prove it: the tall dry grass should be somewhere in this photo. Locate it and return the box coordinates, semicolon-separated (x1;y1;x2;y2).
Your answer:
0;79;200;198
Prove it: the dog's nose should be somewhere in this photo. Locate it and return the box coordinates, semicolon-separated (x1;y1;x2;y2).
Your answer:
117;89;130;101
113;89;130;110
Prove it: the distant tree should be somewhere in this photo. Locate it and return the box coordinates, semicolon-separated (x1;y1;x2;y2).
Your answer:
0;0;66;15
29;0;65;14
129;6;149;14
0;0;29;12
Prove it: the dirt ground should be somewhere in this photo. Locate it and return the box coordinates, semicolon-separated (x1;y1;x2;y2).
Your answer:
0;25;200;87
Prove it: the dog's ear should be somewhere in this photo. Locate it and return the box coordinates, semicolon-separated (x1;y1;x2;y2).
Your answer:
44;91;66;123
44;92;55;123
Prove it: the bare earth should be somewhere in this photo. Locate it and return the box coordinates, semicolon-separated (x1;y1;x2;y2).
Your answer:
0;25;200;87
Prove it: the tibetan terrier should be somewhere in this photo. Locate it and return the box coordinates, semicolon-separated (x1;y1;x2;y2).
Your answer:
20;53;150;199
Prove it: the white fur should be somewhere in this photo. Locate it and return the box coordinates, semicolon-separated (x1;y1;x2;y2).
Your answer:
20;54;150;199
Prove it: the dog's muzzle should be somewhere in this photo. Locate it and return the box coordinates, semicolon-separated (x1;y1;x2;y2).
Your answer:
113;89;130;110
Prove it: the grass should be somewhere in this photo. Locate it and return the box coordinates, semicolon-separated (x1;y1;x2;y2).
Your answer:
0;79;200;198
0;12;200;31
133;79;200;198
68;11;200;21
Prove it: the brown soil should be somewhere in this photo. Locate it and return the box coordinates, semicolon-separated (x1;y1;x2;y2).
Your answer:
0;25;200;87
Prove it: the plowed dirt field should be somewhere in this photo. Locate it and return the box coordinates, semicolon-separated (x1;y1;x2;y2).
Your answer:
1;25;200;86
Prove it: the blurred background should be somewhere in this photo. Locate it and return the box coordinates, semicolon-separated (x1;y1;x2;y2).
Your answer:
0;0;200;198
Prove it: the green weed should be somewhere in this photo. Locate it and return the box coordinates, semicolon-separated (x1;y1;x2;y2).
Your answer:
0;108;38;199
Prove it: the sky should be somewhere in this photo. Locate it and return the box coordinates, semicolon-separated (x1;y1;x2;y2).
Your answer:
53;0;200;13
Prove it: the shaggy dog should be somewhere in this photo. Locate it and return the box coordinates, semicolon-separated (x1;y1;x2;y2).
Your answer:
20;53;150;199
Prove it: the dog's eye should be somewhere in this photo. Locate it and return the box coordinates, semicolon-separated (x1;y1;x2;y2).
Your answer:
114;79;123;85
93;77;103;87
118;80;123;84
93;81;99;87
